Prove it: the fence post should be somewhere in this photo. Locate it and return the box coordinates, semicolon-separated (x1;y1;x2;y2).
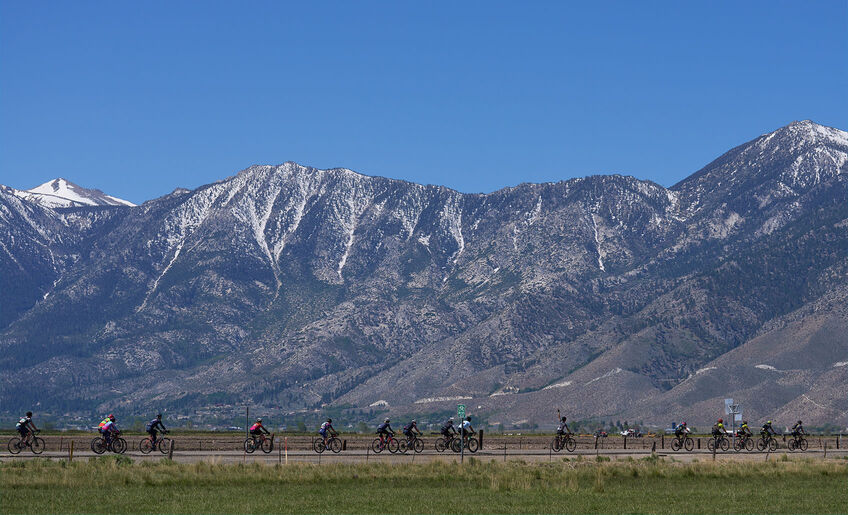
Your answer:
661;435;664;449
623;436;627;450
168;439;175;460
824;442;827;459
479;430;484;450
503;442;507;462
285;437;288;465
651;441;656;456
366;444;369;463
343;439;347;451
68;440;74;462
60;436;63;452
519;437;522;450
697;438;700;449
594;436;598;450
837;434;840;449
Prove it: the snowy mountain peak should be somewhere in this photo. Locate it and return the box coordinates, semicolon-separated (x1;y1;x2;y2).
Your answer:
766;120;848;149
15;178;135;208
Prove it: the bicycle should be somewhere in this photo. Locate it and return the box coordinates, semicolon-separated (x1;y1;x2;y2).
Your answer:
313;435;342;454
450;431;479;453
435;433;458;453
371;433;400;454
550;433;577;453
399;435;424;454
787;434;808;452
7;431;45;455
139;432;172;454
244;433;273;454
670;434;695;452
91;432;127;454
733;434;754;452
707;434;730;452
756;434;779;452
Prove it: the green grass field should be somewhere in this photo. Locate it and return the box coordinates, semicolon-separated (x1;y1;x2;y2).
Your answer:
2;456;846;514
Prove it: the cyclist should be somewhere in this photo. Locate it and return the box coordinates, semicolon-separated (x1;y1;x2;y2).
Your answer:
557;416;571;436
440;418;457;440
376;418;394;443
146;414;168;446
101;415;119;446
712;418;727;437
761;420;777;438
791;420;806;437
738;420;752;439
461;416;474;440
319;418;337;446
250;418;270;439
98;414;113;432
16;411;38;442
402;419;422;446
674;422;689;438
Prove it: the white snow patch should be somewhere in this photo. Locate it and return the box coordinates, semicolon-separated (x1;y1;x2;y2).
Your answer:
591;214;606;272
833;361;848;368
755;364;778;371
542;380;573;390
585;368;622;385
414;396;472;404
418;235;430;247
369;400;390;408
695;366;717;375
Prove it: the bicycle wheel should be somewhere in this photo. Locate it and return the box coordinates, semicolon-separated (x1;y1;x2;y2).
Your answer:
31;437;45;454
707;438;716;452
450;438;462;453
413;438;424;453
261;438;273;453
398;440;409;454
7;437;22;454
756;438;766;451
111;437;127;454
768;438;778;452
140;438;154;454
671;438;682;451
91;437;107;454
550;437;562;453
787;439;796;451
467;438;479;453
313;440;326;454
744;438;754;451
719;437;729;451
329;437;342;453
799;438;808;452
565;437;576;453
685;437;695;451
158;437;172;454
244;438;256;453
371;438;384;453
387;438;400;454
435;438;447;453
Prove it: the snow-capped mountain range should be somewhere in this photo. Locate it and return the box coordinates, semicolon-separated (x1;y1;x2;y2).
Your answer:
6;178;135;208
1;120;846;427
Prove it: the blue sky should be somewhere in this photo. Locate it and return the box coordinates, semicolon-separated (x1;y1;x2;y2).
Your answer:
1;1;846;204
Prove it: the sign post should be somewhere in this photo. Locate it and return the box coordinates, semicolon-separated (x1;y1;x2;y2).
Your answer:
457;404;466;463
725;398;741;448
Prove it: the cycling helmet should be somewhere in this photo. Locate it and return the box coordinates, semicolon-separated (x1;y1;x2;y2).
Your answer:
797;420;802;424
681;422;686;426
109;415;116;421
562;416;567;421
743;420;748;424
256;418;262;422
327;418;332;423
156;413;162;419
466;416;471;421
718;418;723;423
108;413;114;419
26;411;32;417
411;420;416;424
766;420;772;424
385;418;390;423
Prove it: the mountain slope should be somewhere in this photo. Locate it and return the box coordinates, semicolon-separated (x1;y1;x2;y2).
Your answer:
12;178;135;208
0;121;846;427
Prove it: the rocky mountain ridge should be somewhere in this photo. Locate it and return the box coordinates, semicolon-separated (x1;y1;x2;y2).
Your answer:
1;120;846;427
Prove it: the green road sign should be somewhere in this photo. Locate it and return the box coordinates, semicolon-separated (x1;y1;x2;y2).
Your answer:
457;404;466;419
